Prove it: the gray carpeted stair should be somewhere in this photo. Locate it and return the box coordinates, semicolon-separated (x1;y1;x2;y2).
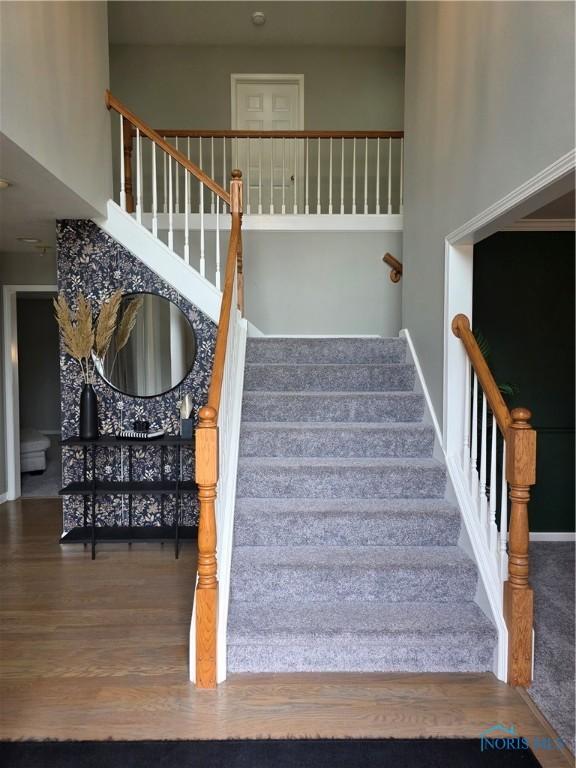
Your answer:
228;337;497;674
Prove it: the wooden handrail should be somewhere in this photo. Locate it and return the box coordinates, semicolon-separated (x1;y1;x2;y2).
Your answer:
382;252;403;283
452;314;512;435
134;129;405;140
194;170;243;689
106;90;231;206
452;313;535;686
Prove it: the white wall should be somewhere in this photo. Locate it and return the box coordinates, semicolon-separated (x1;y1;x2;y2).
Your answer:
0;1;112;214
109;44;404;130
402;0;575;421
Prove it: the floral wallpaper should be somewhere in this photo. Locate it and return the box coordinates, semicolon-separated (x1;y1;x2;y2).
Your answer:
57;220;217;533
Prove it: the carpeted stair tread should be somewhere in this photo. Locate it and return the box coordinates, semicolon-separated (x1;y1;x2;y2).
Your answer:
236;456;446;499
244;363;415;392
246;337;407;364
230;545;478;603
226;603;496;673
239;421;435;458
233;497;461;547
242;391;426;422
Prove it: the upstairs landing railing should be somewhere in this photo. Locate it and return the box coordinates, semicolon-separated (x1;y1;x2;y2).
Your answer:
452;314;536;686
123;128;404;217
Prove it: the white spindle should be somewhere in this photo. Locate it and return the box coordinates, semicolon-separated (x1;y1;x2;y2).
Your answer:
184;169;190;264
479;393;488;531
151;142;158;237
352;137;356;215
463;360;471;475
316;138;321;214
162;148;167;214
281;137;286;215
270;138;274;214
489;414;498;557
258;137;263;214
375;137;380;215
119;118;126;210
199;182;205;277
470;373;479;498
175;137;180;214
215;204;221;290
387;137;393;214
135;128;142;224
305;137;310;215
340;138;345;214
399;137;404;214
168;154;173;251
499;442;508;581
246;139;251;215
293;138;298;214
222;137;227;213
364;136;368;214
210;137;215;214
328;137;333;214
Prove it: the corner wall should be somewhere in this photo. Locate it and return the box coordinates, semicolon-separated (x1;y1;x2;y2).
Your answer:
402;1;575;421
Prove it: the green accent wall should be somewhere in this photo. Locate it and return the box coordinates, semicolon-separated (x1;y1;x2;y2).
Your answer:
473;231;575;533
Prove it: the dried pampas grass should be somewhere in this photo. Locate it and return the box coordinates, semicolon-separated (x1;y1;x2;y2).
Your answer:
94;288;123;360
53;292;94;383
116;295;144;353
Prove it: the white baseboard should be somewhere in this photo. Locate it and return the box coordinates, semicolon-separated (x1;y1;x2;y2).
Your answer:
0;492;8;506
529;532;576;542
400;329;443;443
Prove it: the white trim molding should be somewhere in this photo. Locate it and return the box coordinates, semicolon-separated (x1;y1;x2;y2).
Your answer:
0;493;8;506
2;284;58;501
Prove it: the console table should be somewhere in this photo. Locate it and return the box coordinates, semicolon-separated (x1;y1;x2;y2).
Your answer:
59;436;196;560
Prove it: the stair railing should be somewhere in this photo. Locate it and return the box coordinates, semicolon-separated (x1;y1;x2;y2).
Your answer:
125;127;405;216
452;314;536;686
106;91;231;293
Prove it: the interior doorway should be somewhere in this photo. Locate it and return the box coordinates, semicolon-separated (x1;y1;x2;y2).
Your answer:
2;284;59;500
231;74;304;213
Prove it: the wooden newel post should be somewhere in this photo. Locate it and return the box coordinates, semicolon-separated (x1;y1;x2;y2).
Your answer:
195;405;219;688
122;118;135;214
231;170;244;315
504;407;536;686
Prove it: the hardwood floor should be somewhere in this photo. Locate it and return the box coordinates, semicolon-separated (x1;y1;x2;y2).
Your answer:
0;499;571;766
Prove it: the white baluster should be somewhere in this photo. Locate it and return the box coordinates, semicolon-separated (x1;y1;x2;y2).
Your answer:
340;138;345;214
364;136;368;214
305;137;310;215
470;373;479;499
352;137;356;215
479;392;488;532
135;128;142;223
489;414;498;558
246;138;251;215
175;137;180;214
168;154;173;251
293;138;298;214
399;137;404;214
222;137;227;214
151;142;158;237
184;169;190;265
328;137;333;214
375;137;380;215
119;118;126;210
162;147;167;214
281;137;286;215
210;136;215;214
258;137;263;214
270;138;274;214
499;442;508;581
387;137;393;214
316;138;321;214
463;360;471;475
215;203;221;290
199;182;205;277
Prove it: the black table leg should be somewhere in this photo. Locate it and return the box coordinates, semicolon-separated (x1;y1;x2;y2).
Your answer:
128;445;133;547
83;446;88;550
91;444;96;560
175;444;181;559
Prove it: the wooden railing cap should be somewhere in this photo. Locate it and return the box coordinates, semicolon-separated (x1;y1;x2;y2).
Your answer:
511;407;532;427
231;169;242;179
451;313;471;338
198;405;217;425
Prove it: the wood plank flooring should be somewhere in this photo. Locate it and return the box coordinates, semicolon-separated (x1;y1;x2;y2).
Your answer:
0;499;571;767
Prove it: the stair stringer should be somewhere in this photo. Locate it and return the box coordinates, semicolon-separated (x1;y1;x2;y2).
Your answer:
97;201;222;323
400;328;507;682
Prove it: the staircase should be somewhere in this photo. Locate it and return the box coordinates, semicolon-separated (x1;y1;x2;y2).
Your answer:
227;337;497;673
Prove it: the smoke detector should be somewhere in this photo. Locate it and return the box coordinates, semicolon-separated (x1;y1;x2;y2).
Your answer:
251;11;266;26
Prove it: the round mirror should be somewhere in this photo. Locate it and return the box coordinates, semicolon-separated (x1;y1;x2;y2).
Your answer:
95;293;196;397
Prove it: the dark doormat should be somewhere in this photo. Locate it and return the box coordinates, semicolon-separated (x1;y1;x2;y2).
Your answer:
0;738;544;767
